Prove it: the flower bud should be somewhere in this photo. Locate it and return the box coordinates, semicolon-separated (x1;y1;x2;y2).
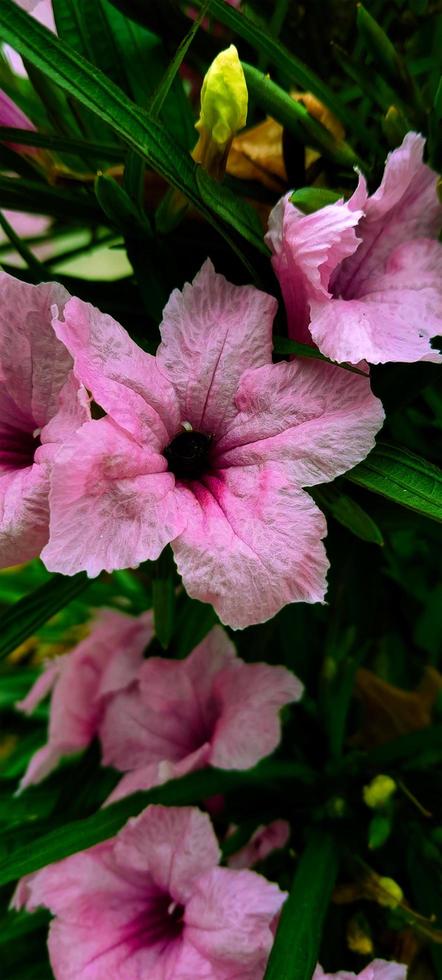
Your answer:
363;774;396;809
378;876;403;908
193;45;247;179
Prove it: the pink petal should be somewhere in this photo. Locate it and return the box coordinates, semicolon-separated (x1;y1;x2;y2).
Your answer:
172;462;329;628
18;609;153;789
266;192;364;343
228;819;291;869
310;239;442;364
313;961;407;980
0;273;73;427
216;358;384;483
41;417;185;576
100;628;235;771
211;663;302;768
52;297;180;447
0;462;50;567
115;805;220;903
105;748;211;805
157;259;277;433
334;133;442;298
185;867;286;972
16;657;64;715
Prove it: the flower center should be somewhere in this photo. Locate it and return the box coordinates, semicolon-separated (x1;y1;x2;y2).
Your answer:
0;424;41;473
164;429;212;479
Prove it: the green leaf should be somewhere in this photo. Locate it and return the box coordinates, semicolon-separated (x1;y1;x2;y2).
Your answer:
290;187;341;214
264;830;339;980
152;548;176;650
0;0;263;257
314;486;384;546
0;572;88;662
346;443;442;523
0;761;315;885
0;126;123;159
95;173;151;236
0;210;45;278
149;2;207;120
242;63;364;171
0;174;103;222
368;813;392;849
273;336;369;377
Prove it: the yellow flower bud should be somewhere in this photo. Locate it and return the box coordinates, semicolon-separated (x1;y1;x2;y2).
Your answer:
378;876;403;908
363;774;396;809
197;45;248;149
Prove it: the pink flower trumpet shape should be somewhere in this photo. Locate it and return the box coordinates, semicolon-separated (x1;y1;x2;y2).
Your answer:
41;259;384;628
14;804;286;979
98;625;302;803
0;273;89;567
267;132;442;365
313;961;407;980
16;608;153;790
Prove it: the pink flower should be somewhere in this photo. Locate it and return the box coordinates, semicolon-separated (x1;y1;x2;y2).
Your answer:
42;259;383;628
313;961;407;980
227;819;290;869
0;272;89;568
99;625;302;802
267;132;442;364
0;90;40;157
17;804;286;979
17;608;153;789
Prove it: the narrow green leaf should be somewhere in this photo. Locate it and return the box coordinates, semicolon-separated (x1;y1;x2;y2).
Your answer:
314;486;384;546
346;443;442;523
0;174;102;222
0;126;124;159
0;210;45;278
264;830;339;980
152;548;176;650
0;0;263;257
242;63;364;171
0;761;315;884
95;173;151;236
149;2;207;120
273;336;369;377
0;573;88;662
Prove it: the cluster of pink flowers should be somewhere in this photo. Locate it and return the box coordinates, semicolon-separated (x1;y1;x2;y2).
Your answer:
15;611;407;979
3;129;434;978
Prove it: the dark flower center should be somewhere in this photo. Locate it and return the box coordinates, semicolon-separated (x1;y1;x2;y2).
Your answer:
0;424;41;473
164;429;212;479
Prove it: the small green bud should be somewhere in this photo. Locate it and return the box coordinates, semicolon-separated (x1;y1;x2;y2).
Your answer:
363;774;396;809
378;876;403;908
197;45;248;149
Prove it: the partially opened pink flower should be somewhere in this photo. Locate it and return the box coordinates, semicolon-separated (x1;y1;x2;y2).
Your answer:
99;625;302;802
0;272;89;567
17;805;286;979
17;608;153;790
227;819;290;869
313;960;406;980
267;132;442;364
42;259;383;627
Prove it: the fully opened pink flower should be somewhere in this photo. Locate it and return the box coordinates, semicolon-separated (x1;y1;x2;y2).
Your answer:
267;132;442;364
42;259;383;628
0;272;89;567
18;805;286;979
313;961;406;980
98;625;302;802
17;608;153;789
